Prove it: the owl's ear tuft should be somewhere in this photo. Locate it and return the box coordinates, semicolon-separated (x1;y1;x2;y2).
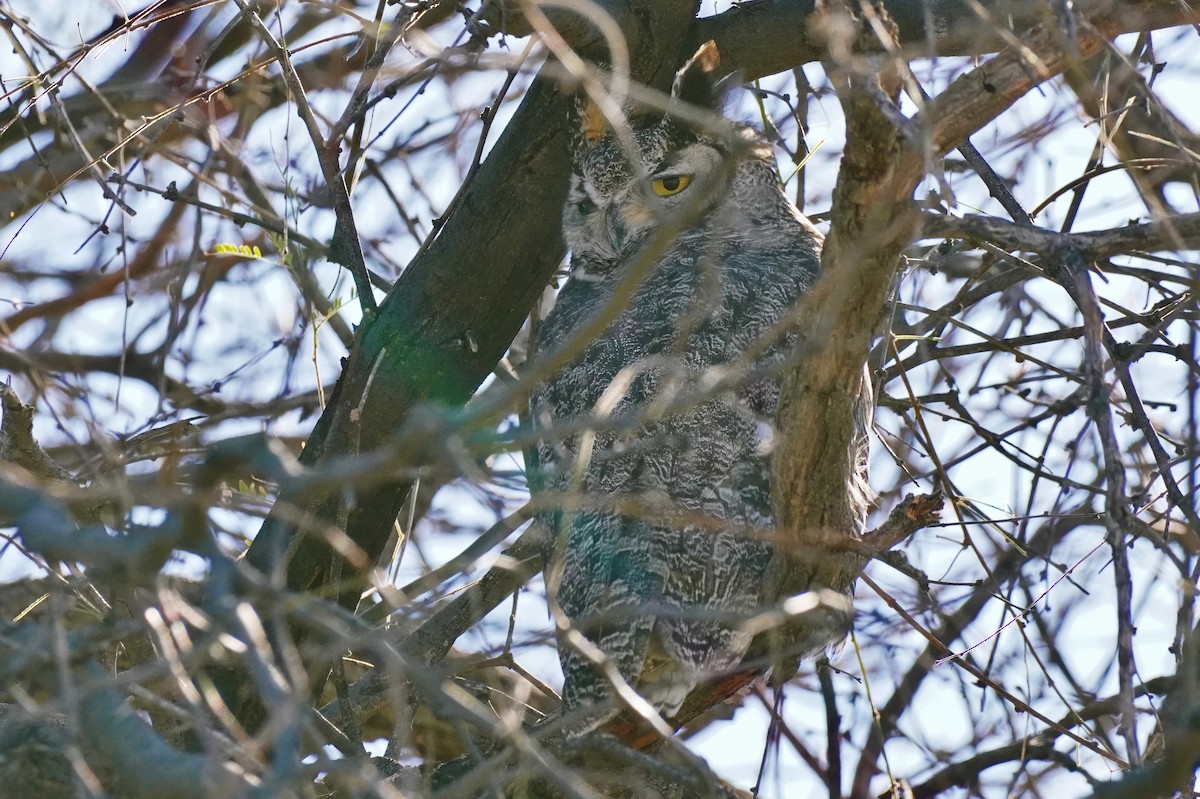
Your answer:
672;40;722;110
575;95;609;144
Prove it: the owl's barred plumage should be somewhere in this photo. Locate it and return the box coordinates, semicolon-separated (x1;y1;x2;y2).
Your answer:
531;43;856;722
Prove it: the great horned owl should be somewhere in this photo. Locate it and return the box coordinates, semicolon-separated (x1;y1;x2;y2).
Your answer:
531;42;859;722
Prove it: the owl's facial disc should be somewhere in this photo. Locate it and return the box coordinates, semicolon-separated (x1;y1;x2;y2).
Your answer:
565;136;731;265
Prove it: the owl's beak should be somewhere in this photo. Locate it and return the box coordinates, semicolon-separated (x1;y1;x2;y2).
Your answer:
604;204;626;254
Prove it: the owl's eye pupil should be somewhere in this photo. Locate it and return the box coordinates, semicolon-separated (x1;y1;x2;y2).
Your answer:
576;197;596;214
661;176;681;191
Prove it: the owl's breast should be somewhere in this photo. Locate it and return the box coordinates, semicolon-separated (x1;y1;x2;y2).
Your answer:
533;225;816;505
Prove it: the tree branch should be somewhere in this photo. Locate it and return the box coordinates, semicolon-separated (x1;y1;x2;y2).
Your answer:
694;0;1200;81
922;210;1200;258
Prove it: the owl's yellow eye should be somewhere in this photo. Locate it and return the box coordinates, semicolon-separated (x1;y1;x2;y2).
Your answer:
651;174;692;197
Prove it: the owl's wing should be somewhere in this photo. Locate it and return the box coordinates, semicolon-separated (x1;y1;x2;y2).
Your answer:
552;510;667;712
530;322;667;714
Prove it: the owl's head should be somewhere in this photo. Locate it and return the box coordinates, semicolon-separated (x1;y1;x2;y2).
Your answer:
564;42;778;269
